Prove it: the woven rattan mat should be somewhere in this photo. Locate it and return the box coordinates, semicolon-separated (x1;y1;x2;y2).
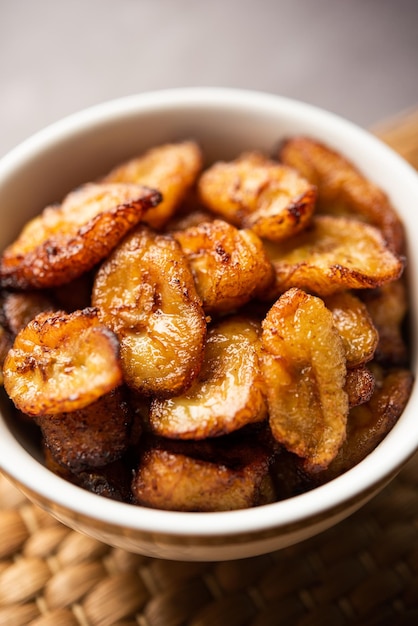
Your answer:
1;114;418;626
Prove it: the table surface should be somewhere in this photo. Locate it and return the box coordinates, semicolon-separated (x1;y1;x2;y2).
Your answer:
0;111;418;626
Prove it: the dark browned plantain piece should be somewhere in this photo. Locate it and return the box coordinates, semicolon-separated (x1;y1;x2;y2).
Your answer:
1;290;56;335
313;366;414;483
44;445;132;502
279;135;405;254
0;183;162;289
38;387;134;473
132;435;277;512
345;365;375;408
360;279;409;366
0;323;12;386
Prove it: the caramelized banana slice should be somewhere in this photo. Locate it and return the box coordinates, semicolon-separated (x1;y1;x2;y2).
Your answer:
0;183;162;289
148;316;267;439
279;136;405;253
103;141;202;229
92;226;207;397
324;291;378;368
314;366;414;483
37;387;133;473
262;288;348;472
264;216;404;297
198;151;316;241
173;220;274;313
361;280;409;366
132;436;275;511
3;308;123;416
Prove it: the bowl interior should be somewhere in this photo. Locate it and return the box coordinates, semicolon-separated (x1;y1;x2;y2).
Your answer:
0;88;417;551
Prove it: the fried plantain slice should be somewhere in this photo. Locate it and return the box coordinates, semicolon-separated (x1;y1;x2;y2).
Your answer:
313;365;414;483
279;136;405;254
269;447;316;501
1;290;56;336
324;291;379;368
173;219;274;313
0;324;12;386
345;365;375;408
262;288;348;472
197;151;317;241
360;279;409;366
0;183;162;290
37;387;133;473
92;226;207;397
103;141;202;229
3;308;123;416
148;316;268;439
264;216;404;297
44;445;132;502
131;435;276;511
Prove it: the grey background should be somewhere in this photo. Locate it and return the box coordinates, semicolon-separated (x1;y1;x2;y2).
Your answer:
1;0;418;159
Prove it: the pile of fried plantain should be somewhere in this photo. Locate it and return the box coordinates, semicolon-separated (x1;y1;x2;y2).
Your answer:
0;137;413;511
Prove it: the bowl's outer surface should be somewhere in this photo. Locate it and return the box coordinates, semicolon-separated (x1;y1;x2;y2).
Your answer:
0;88;418;560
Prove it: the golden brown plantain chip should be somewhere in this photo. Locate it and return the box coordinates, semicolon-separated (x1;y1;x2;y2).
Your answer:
198;151;317;241
148;316;267;439
0;134;412;513
0;183;162;290
324;291;379;367
264;216;404;297
103;141;202;229
92;226;207;397
37;387;133;473
132;436;276;511
262;288;348;472
279;136;405;253
3;308;123;416
173;219;274;313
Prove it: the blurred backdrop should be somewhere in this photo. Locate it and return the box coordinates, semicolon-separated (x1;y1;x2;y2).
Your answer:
1;0;418;158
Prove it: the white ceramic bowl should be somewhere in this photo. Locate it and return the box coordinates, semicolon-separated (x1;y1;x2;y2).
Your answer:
0;88;417;561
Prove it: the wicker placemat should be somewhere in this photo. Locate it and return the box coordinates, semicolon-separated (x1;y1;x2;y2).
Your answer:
1;454;418;626
1;114;418;626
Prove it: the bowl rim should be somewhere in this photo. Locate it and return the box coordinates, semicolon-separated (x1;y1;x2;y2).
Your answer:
0;86;417;539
